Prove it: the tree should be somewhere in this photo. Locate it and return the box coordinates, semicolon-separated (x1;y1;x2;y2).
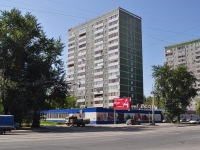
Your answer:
144;96;163;109
65;95;79;108
196;100;200;116
0;8;67;127
152;64;197;122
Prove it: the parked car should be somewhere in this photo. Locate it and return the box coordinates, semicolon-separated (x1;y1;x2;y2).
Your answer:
126;119;141;125
162;118;170;123
189;119;200;124
180;118;189;123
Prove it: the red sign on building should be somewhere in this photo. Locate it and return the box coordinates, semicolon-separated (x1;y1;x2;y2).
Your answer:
113;97;131;110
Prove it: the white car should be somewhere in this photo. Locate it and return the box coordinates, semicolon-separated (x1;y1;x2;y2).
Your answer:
189;119;200;124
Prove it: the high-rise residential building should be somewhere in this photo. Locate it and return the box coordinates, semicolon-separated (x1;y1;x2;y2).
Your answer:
67;7;143;108
165;38;200;110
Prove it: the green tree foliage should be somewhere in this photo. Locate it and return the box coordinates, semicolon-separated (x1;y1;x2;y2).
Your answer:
152;64;197;122
0;8;67;127
144;96;163;109
196;100;200;116
65;95;79;108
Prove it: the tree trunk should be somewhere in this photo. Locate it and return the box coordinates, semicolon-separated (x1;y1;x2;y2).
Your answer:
32;110;40;128
177;115;180;123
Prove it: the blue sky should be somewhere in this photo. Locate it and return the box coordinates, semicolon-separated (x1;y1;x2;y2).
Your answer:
1;0;200;96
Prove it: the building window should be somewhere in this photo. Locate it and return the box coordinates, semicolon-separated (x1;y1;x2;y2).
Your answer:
130;61;134;65
130;55;133;59
131;81;133;85
131;74;133;78
131;87;134;91
129;31;132;35
130;68;133;72
131;94;134;98
130;49;133;53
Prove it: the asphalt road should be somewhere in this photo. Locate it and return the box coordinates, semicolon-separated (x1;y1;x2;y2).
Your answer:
0;124;200;150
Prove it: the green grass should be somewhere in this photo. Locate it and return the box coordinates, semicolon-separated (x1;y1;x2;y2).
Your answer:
40;120;65;125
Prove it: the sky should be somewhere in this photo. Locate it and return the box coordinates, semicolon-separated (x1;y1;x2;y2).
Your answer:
1;0;200;96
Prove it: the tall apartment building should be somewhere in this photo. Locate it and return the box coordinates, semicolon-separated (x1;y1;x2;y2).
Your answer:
165;38;200;110
67;7;143;108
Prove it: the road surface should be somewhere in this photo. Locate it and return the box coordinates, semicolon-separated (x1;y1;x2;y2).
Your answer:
0;124;200;150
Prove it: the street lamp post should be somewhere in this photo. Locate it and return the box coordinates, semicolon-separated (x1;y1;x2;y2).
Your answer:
150;83;156;125
101;65;105;108
116;75;120;98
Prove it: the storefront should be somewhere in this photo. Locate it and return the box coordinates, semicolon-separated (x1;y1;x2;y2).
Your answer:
42;108;162;124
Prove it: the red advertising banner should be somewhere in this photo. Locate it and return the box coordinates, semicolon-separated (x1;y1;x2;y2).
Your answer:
113;97;131;110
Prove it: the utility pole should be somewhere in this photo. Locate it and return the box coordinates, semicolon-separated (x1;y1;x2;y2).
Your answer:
151;83;155;125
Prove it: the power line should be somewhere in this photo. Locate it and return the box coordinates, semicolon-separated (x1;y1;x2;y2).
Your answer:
0;4;89;19
143;24;200;49
3;0;95;18
143;26;200;38
47;0;100;15
142;14;200;22
1;3;199;39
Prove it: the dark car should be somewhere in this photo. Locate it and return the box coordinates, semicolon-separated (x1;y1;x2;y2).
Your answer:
126;119;141;125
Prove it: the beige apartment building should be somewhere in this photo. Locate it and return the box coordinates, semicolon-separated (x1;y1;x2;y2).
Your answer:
165;38;200;110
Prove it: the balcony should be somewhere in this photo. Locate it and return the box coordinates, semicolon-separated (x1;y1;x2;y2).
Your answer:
79;35;86;40
108;23;118;30
94;23;103;29
67;78;74;82
94;35;103;40
196;53;200;57
108;88;119;92
178;61;186;65
94;53;102;57
107;55;118;60
94;59;103;64
80;105;86;108
108;42;119;48
69;34;75;39
94;84;103;88
94;90;103;94
77;75;85;79
94;41;103;46
94;104;103;107
166;60;173;65
108;17;118;23
67;61;74;65
77;69;85;74
94;66;104;70
94;29;103;34
108;96;118;100
108;62;119;67
67;72;74;76
68;50;75;55
94;78;103;82
78;46;87;51
94;97;103;101
68;55;74;60
94;72;103;76
68;45;75;49
108;36;118;42
108;49;118;54
78;42;86;47
108;103;114;107
79;29;87;35
77;99;85;103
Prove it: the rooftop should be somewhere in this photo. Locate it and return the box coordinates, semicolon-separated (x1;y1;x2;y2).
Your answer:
68;7;141;31
165;38;200;50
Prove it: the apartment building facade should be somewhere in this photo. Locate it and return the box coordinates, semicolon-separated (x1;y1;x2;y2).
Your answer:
67;7;143;108
165;38;200;110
